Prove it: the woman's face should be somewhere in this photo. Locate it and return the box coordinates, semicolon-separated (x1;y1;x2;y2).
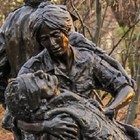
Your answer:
38;23;70;57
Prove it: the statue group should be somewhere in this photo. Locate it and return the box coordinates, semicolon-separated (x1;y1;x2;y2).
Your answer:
0;0;140;140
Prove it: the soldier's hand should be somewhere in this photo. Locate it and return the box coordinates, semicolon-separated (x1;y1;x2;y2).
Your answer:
17;113;78;139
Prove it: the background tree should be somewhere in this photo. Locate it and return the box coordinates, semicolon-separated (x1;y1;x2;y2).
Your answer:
0;0;23;25
108;0;140;124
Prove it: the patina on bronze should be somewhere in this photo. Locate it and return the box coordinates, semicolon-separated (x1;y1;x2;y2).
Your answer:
1;2;138;140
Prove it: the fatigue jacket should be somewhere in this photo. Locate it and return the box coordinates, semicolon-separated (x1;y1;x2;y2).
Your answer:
19;46;129;98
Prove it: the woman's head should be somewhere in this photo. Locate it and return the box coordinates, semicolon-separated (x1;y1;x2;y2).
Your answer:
5;70;59;120
29;4;74;57
29;3;74;41
37;23;70;57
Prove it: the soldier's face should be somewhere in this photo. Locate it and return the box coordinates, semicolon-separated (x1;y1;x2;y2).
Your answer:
34;71;60;99
38;24;70;57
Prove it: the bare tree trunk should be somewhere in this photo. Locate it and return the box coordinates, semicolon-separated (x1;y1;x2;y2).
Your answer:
93;0;102;45
125;55;140;124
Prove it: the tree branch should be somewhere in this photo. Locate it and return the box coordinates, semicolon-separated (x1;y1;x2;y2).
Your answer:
109;19;140;55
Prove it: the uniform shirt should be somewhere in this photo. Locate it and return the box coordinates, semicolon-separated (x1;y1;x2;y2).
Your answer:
19;46;129;98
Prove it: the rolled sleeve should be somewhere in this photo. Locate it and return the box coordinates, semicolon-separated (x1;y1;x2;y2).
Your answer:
93;54;128;97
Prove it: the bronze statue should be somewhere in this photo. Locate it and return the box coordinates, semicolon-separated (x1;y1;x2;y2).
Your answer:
1;2;138;140
0;0;135;105
5;70;140;140
2;3;136;139
18;3;135;115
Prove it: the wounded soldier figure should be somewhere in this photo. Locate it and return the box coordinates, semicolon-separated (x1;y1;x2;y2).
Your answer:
5;70;140;140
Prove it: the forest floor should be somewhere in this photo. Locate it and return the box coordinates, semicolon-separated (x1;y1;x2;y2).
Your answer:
0;101;140;140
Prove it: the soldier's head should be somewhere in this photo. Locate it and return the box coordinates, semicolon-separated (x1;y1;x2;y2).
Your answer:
5;70;59;121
